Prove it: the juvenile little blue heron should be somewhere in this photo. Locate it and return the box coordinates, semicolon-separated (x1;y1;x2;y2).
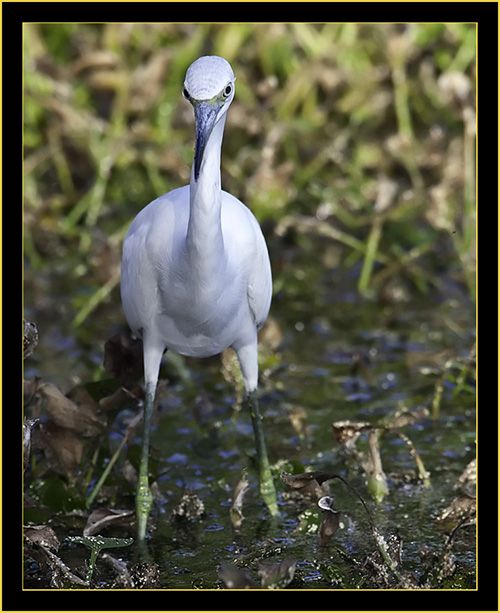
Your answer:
121;55;279;541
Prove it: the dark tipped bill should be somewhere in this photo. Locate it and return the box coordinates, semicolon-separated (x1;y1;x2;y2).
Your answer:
193;101;219;181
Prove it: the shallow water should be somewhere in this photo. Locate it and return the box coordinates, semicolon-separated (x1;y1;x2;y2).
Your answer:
24;242;476;589
137;288;475;588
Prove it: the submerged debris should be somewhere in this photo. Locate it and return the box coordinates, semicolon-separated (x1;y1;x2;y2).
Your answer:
83;508;134;536
218;562;261;589
257;557;297;589
317;496;341;546
171;490;205;521
362;430;389;503
436;457;476;529
23;319;39;359
23;418;39;470
24;525;88;588
454;457;476;493
218;556;297;590
364;531;403;587
66;535;134;584
101;553;135;588
332;411;431;503
331;420;372;458
420;510;476;589
435;493;476;529
130;562;161;589
230;472;249;528
281;470;334;499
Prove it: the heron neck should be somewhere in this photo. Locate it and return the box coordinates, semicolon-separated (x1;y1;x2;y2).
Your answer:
187;116;226;262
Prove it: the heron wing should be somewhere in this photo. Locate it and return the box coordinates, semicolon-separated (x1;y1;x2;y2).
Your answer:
221;191;272;331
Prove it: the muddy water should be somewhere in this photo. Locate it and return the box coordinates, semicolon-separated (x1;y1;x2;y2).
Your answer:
24;240;476;588
140;287;475;588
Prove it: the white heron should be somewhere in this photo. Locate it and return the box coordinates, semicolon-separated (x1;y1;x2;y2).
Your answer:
121;55;278;541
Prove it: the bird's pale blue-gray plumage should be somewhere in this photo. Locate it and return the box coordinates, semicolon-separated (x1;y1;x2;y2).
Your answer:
121;56;277;542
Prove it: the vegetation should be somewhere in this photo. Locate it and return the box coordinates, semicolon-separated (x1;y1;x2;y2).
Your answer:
24;23;475;316
23;23;476;589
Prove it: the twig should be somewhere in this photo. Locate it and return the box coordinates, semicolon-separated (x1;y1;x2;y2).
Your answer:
331;474;403;583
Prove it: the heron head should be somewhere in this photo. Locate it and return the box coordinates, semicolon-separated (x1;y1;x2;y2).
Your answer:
183;56;235;181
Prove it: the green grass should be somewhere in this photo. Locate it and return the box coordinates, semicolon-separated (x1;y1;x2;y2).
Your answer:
24;22;476;323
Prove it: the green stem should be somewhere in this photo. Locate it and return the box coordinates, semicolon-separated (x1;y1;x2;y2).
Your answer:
358;216;383;295
86;548;99;585
86;410;143;508
86;435;126;508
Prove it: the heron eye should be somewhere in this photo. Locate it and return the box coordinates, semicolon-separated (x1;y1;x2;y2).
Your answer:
223;83;232;98
183;87;190;100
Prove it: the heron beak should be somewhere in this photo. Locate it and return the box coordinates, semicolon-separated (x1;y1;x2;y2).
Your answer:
193;101;219;182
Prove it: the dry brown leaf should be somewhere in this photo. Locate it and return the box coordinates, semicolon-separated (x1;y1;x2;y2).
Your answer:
24;319;39;359
23;418;39;469
218;562;261;589
230;473;249;529
84;508;135;536
454;458;476;492
281;470;333;499
317;496;341;546
39;382;105;437
331;420;373;455
38;422;85;474
24;525;60;552
435;493;476;528
257;556;297;589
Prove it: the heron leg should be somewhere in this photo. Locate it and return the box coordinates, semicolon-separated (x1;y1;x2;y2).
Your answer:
136;385;155;541
248;390;278;516
135;341;163;542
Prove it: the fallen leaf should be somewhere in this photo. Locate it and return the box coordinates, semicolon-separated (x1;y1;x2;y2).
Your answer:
23;418;39;469
37;422;85;474
84;508;134;536
218;562;261;589
24;525;87;587
24;525;60;552
281;470;334;498
257;556;297;589
98;385;143;413
24;319;39;359
435;493;476;529
101;552;135;588
331;420;372;456
38;382;105;437
230;473;249;528
384;405;429;429
454;458;476;492
317;496;341;546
